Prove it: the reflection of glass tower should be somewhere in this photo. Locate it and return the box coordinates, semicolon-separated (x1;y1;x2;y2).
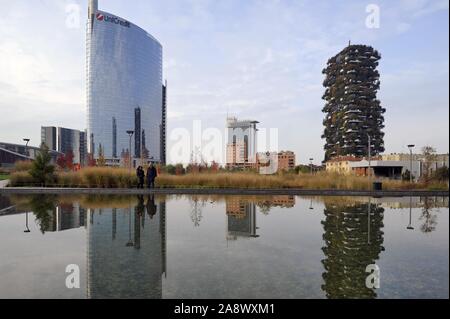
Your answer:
226;199;258;240
321;201;384;299
40;203;86;233
87;196;166;298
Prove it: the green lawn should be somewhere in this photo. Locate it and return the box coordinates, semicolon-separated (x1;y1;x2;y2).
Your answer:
0;174;10;181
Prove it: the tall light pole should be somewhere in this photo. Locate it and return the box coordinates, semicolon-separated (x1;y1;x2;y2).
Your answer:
23;138;30;158
408;144;415;183
309;158;314;175
367;197;371;244
24;212;31;233
126;207;134;247
367;134;371;180
407;196;414;230
126;130;134;173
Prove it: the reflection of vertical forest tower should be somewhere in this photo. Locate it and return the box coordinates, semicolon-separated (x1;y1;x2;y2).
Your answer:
322;45;386;161
321;202;385;299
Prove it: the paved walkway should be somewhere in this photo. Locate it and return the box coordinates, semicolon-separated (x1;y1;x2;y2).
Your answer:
0;180;9;188
0;187;448;197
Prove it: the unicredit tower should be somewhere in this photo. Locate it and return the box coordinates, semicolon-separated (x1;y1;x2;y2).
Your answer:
86;0;167;164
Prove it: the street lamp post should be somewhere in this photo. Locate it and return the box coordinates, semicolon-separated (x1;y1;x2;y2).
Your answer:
24;212;31;233
126;130;134;173
408;144;415;183
367;197;371;244
407;196;414;230
309;158;314;175
367;134;371;180
126;207;134;247
23;138;30;159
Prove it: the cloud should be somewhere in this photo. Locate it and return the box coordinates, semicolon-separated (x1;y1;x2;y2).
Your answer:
0;0;448;162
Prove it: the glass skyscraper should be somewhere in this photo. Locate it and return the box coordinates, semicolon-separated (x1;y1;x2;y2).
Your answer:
86;0;166;162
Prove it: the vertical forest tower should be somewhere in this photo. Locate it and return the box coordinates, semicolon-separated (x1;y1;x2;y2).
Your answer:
321;44;386;162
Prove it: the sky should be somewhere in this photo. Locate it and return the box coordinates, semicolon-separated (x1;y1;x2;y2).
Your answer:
0;0;448;165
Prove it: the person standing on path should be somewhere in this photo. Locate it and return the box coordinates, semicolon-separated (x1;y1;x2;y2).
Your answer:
146;163;158;189
136;166;145;189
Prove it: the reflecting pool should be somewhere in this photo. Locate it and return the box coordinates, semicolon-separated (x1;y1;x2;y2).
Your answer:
0;194;448;299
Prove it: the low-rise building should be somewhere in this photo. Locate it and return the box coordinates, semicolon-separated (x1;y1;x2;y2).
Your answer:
277;151;296;171
325;156;362;174
349;159;416;179
255;151;297;173
0;141;63;168
326;153;449;180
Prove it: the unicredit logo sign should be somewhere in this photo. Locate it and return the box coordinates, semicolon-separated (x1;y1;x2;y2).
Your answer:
96;12;130;28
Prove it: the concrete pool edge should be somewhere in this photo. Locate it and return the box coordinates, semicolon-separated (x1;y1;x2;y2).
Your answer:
0;187;448;197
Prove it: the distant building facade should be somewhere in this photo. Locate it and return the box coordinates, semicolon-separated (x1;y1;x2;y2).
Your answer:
41;126;57;151
325;156;364;174
255;151;296;173
160;82;167;165
226;117;259;169
87;0;166;164
41;126;87;166
0;141;62;168
325;153;449;180
322;44;386;161
277;151;296;171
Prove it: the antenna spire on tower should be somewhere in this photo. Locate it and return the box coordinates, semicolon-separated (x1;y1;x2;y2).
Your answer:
89;0;98;16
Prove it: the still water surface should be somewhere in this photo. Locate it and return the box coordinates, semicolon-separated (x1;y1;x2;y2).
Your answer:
0;194;448;299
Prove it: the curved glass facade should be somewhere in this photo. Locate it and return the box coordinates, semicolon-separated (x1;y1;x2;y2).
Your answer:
87;9;163;161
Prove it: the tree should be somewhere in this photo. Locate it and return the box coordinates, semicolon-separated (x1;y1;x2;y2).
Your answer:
421;146;437;184
433;166;449;182
420;197;437;233
87;153;96;167
65;150;74;170
30;143;55;187
322;44;385;161
210;161;219;173
28;195;57;234
97;144;106;167
165;164;176;175
295;165;311;174
121;149;130;168
175;164;185;175
56;154;66;169
402;169;414;182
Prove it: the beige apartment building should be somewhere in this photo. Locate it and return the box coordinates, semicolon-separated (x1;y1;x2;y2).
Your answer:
325;156;362;174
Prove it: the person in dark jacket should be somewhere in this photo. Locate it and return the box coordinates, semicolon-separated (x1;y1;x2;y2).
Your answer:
136;166;145;188
146;163;158;189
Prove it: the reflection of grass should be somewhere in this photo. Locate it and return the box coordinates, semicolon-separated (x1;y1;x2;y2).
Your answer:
9;194;166;210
